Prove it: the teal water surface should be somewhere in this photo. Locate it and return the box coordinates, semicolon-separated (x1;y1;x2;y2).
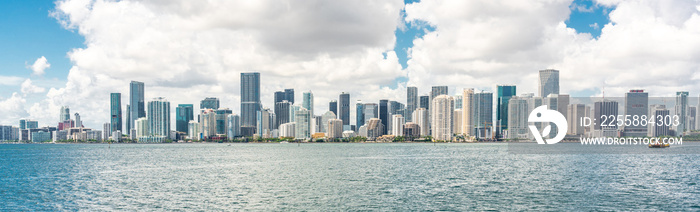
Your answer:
1;143;699;211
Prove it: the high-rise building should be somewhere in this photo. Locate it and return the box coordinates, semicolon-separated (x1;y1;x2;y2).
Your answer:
407;86;418;122
274;89;295;104
129;81;145;132
689;106;697;131
454;95;463;110
364;118;384;140
227;114;240;139
392;114;405;136
474;92;493;139
624;90;648;137
412;108;429;136
327;119;343;139
279;122;296;138
363;103;378;126
329;100;338;118
403;123;420;139
74;113;81;128
339;92;350;126
257;108;273;138
557;94;570;118
430;86;448;103
125;104;131;133
188;121;200;140
176;104;194;133
431;95;454;141
649;105;670;137
295;108;311;140
507;96;529;139
419;96;430;110
200;109;216;139
356;100;364;128
462;88;474;136
567;104;588;136
241;73;261;128
60;106;70;122
303;91;314;116
275;100;291;129
216;108;233;135
379;99;389;135
200;97;220;110
453;109;462;135
135;117;148;139
594;100;619;137
103;123;111;141
538;69;559;97
676;91;689;135
320;111;336;133
496;85;516;138
110;93;122;133
147;97;170;137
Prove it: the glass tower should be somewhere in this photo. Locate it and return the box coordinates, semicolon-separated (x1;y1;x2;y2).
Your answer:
241;73;261;128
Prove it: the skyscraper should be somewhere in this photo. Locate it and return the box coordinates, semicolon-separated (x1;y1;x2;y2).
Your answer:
110;93;122;133
200;109;217;139
624;90;648;137
507;96;529;139
339;92;350;126
129;81;145;132
462;88;474;136
363;103;378;126
392;114;405;136
379;99;389;135
407;86;418;122
567;104;587;136
295;108;311;140
274;89;295;104
412;108;429;136
419;96;430;110
474;92;493;139
431;95;454;141
257;108;273;138
227;114;241;139
329;100;338;118
676;91;689;136
241;72;261;128
430;86;448;103
147;97;170;137
327;119;343;139
303;91;314;116
216;108;233;135
125;104;131;133
176;104;194;133
75;113;81;128
538;69;559;97
59;106;70;122
496;85;516;138
356;100;364;128
200;97;220;110
594;100;619;137
275;100;291;129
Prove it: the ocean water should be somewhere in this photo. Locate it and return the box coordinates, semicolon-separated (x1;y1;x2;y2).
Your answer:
1;143;699;211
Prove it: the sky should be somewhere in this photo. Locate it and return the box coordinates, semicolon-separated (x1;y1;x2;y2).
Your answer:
1;0;700;130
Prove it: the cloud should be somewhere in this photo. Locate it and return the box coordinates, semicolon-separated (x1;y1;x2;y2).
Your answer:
589;22;600;29
0;76;24;86
27;56;51;76
20;79;46;94
0;92;28;125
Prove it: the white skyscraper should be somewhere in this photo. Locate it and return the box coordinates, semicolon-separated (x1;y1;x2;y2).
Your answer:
147;97;170;138
507;96;529;139
135;117;148;140
295;108;311;140
462;88;474;137
412;108;429;137
200;109;217;139
391;114;405;136
431;95;454;141
188;121;200;140
453;109;462;135
227;114;240;139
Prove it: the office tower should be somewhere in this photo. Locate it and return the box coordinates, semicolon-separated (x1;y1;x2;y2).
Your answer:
419;96;430;110
594;100;619;137
129;81;145;132
327;119;343;139
356;100;364;128
407;86;418;122
538;69;559;97
0;125;15;141
227;114;240;139
275;89;295;104
295;108;311;140
200;97;220;110
431;95;454;141
256;108;273;138
135;117;148;139
329;100;338;118
364;118;384;140
125;104;131;134
412;108;429;136
689;106;697;131
320;111;336;133
649;105;670;137
392;114;405;136
303;91;314;116
110;93;122;133
474;92;493;139
430;86;448;103
388;101;405;133
339;92;350;126
275;100;291;129
676;91;689;135
200;109;217;139
241;72;261;128
103;123;111;140
188;121;200;140
74;113;81;128
454;95;463;109
312;116;322;134
147;97;170;137
623;90;648;137
216;108;233;135
363;103;378;126
566;104;588;136
557;94;570;117
379;100;389;135
462;88;474;136
60;106;70;122
453;109;462;135
19;119;26;130
176;104;194;133
544;94;560;138
496;85;516;138
507;96;529;139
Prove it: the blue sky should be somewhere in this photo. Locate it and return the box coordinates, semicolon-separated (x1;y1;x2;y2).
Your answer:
1;0;611;96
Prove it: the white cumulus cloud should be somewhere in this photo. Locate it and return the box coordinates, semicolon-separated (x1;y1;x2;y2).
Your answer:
27;56;51;76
